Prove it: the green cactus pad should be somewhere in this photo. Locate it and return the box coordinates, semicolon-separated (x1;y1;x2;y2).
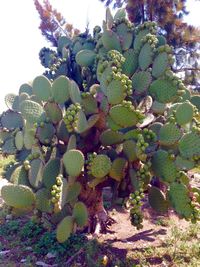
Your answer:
72;202;88;227
44;102;63;124
175;102;194;125
32;75;52;101
67;135;77;151
159;123;181;146
134;29;149;50
66;182;82;203
152;52;168;78
190;95;200;111
106;80;126;104
90;154;111;178
57;36;72;53
81;95;98;115
1;184;35;209
100;66;113;92
151;149;177;183
157;35;167;46
15;131;24;150
0;110;24;130
181;88;191;102
179;132;200;159
148;186;168;213
109;157;127;181
106;115;122;131
175;156;195;171
5;93;19;111
75;110;89;134
139;43;153;70
35;188;53;212
69;81;82;104
36;123;55;145
43;158;61;189
56;216;74;243
123;140;137;161
151;101;167;115
63;149;84;177
2;138;17;154
102;29;121;52
57;120;69;143
10;165;29;186
132;71;152;94
19;83;33;96
109;104;139;127
52;76;70;104
168;182;193;218
28;159;44;189
20;100;45;124
149;78;178;103
100;129;124;146
122;49;138;77
76;49;96;67
116;23;133;51
24;123;37;149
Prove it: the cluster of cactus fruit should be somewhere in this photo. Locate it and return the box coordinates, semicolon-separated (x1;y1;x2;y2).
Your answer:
1;8;200;242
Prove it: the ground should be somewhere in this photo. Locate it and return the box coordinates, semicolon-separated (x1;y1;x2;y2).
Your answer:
0;156;200;267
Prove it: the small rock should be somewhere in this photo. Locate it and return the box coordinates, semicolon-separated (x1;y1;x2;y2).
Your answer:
46;252;57;259
0;250;10;256
20;259;27;263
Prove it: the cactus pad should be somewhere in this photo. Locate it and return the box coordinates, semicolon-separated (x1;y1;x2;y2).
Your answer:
32;75;52;101
90;154;111;178
15;131;24;150
175;102;194;125
43;158;61;189
36;123;55;144
151;149;177;183
123;140;137;162
10;165;29;186
168;182;193;218
149;79;178;103
190;95;200;111
63;149;84;177
1;184;35;209
51;76;70;104
5;93;19;111
159;123;181;146
56;216;74;243
35;188;53;212
44;102;63;124
20;100;45;124
72;202;88;227
179;132;200;159
28;159;44;189
175;156;195;171
102;29;121;52
19;83;33;96
152;52;168;78
122;49;138;76
66;182;82;203
106;80;126;104
148;186;168;213
132;71;152;94
109;157;127;181
100;129;124;146
76;49;96;67
139;43;153;70
109;104;139;127
0;110;24;130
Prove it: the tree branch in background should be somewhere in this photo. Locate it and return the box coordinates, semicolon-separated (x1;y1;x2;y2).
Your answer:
34;0;80;46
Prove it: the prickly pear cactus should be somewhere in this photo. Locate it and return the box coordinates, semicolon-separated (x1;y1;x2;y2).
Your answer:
0;8;200;242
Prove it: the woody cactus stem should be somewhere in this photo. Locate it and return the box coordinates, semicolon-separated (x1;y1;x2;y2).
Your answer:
1;8;200;242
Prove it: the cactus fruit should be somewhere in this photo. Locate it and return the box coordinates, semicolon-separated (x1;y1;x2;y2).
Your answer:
0;8;200;242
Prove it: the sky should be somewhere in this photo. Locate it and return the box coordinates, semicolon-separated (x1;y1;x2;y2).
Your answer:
0;0;199;113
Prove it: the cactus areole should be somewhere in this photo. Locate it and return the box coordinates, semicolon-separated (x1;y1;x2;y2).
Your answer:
1;8;200;242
